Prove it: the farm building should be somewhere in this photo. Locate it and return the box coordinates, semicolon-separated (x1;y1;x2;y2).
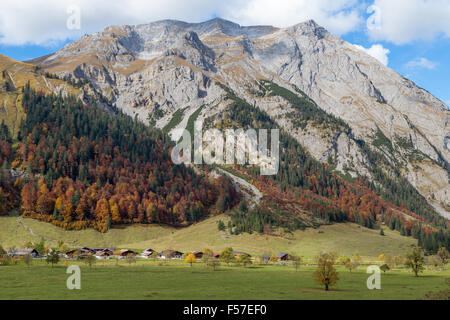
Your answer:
83;247;114;255
66;248;113;259
158;250;183;259
65;248;89;259
95;251;111;260
276;253;290;261
7;248;39;258
192;251;203;259
233;251;251;258
117;249;139;258
81;247;96;255
141;248;156;258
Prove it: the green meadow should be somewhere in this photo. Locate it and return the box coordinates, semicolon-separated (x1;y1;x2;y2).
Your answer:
0;260;448;300
1;211;447;300
1;211;416;260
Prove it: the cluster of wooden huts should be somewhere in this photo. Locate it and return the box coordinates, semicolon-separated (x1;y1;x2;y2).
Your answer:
5;247;292;262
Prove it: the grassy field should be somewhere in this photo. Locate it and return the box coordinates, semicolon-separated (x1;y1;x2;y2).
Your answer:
0;209;443;300
1;212;417;260
124;215;417;260
0;260;448;300
0;210;168;248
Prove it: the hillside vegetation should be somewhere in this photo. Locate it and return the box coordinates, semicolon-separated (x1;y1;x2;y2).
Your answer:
0;55;447;255
0;54;81;137
1;86;238;232
206;85;449;254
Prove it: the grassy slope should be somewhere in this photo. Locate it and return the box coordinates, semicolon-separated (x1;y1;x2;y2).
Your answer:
0;262;448;300
0;210;168;249
1;211;416;259
124;215;417;260
0;54;81;136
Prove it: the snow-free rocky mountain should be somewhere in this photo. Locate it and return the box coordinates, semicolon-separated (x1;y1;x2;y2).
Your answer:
28;18;450;218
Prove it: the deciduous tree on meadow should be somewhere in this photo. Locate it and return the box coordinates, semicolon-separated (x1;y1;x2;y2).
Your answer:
185;253;196;267
313;252;339;291
207;258;220;271
85;253;96;268
220;247;235;266
238;254;252;267
22;254;32;267
46;249;60;268
405;246;425;277
345;261;356;272
203;248;213;266
291;255;302;271
337;256;350;265
380;264;390;274
353;253;362;266
437;247;449;268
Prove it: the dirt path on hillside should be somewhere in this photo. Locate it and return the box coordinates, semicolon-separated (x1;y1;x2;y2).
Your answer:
16;215;78;247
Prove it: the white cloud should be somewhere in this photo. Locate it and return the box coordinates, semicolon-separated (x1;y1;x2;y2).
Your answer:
353;44;390;65
367;0;450;44
0;0;218;45
0;0;363;45
2;0;449;46
221;0;363;36
406;57;438;69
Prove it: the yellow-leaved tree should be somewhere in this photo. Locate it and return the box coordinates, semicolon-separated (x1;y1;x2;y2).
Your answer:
185;253;196;267
313;252;339;291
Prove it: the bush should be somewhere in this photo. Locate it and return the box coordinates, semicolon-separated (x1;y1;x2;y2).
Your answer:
0;255;11;266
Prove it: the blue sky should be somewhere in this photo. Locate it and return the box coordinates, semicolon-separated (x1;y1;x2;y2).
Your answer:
0;0;448;106
342;8;450;107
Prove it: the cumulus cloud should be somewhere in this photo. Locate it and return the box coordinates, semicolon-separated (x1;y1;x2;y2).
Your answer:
2;0;449;46
220;0;363;36
367;0;450;44
353;44;390;65
0;0;218;45
0;0;363;45
406;57;438;69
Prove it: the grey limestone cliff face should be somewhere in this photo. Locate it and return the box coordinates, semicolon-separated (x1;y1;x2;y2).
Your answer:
33;18;450;217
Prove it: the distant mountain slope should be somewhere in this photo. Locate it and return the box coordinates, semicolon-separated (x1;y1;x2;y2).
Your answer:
0;52;447;253
29;18;449;218
3;85;238;232
0;54;83;137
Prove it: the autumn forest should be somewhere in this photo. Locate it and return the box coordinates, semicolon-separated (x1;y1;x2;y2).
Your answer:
0;83;448;254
